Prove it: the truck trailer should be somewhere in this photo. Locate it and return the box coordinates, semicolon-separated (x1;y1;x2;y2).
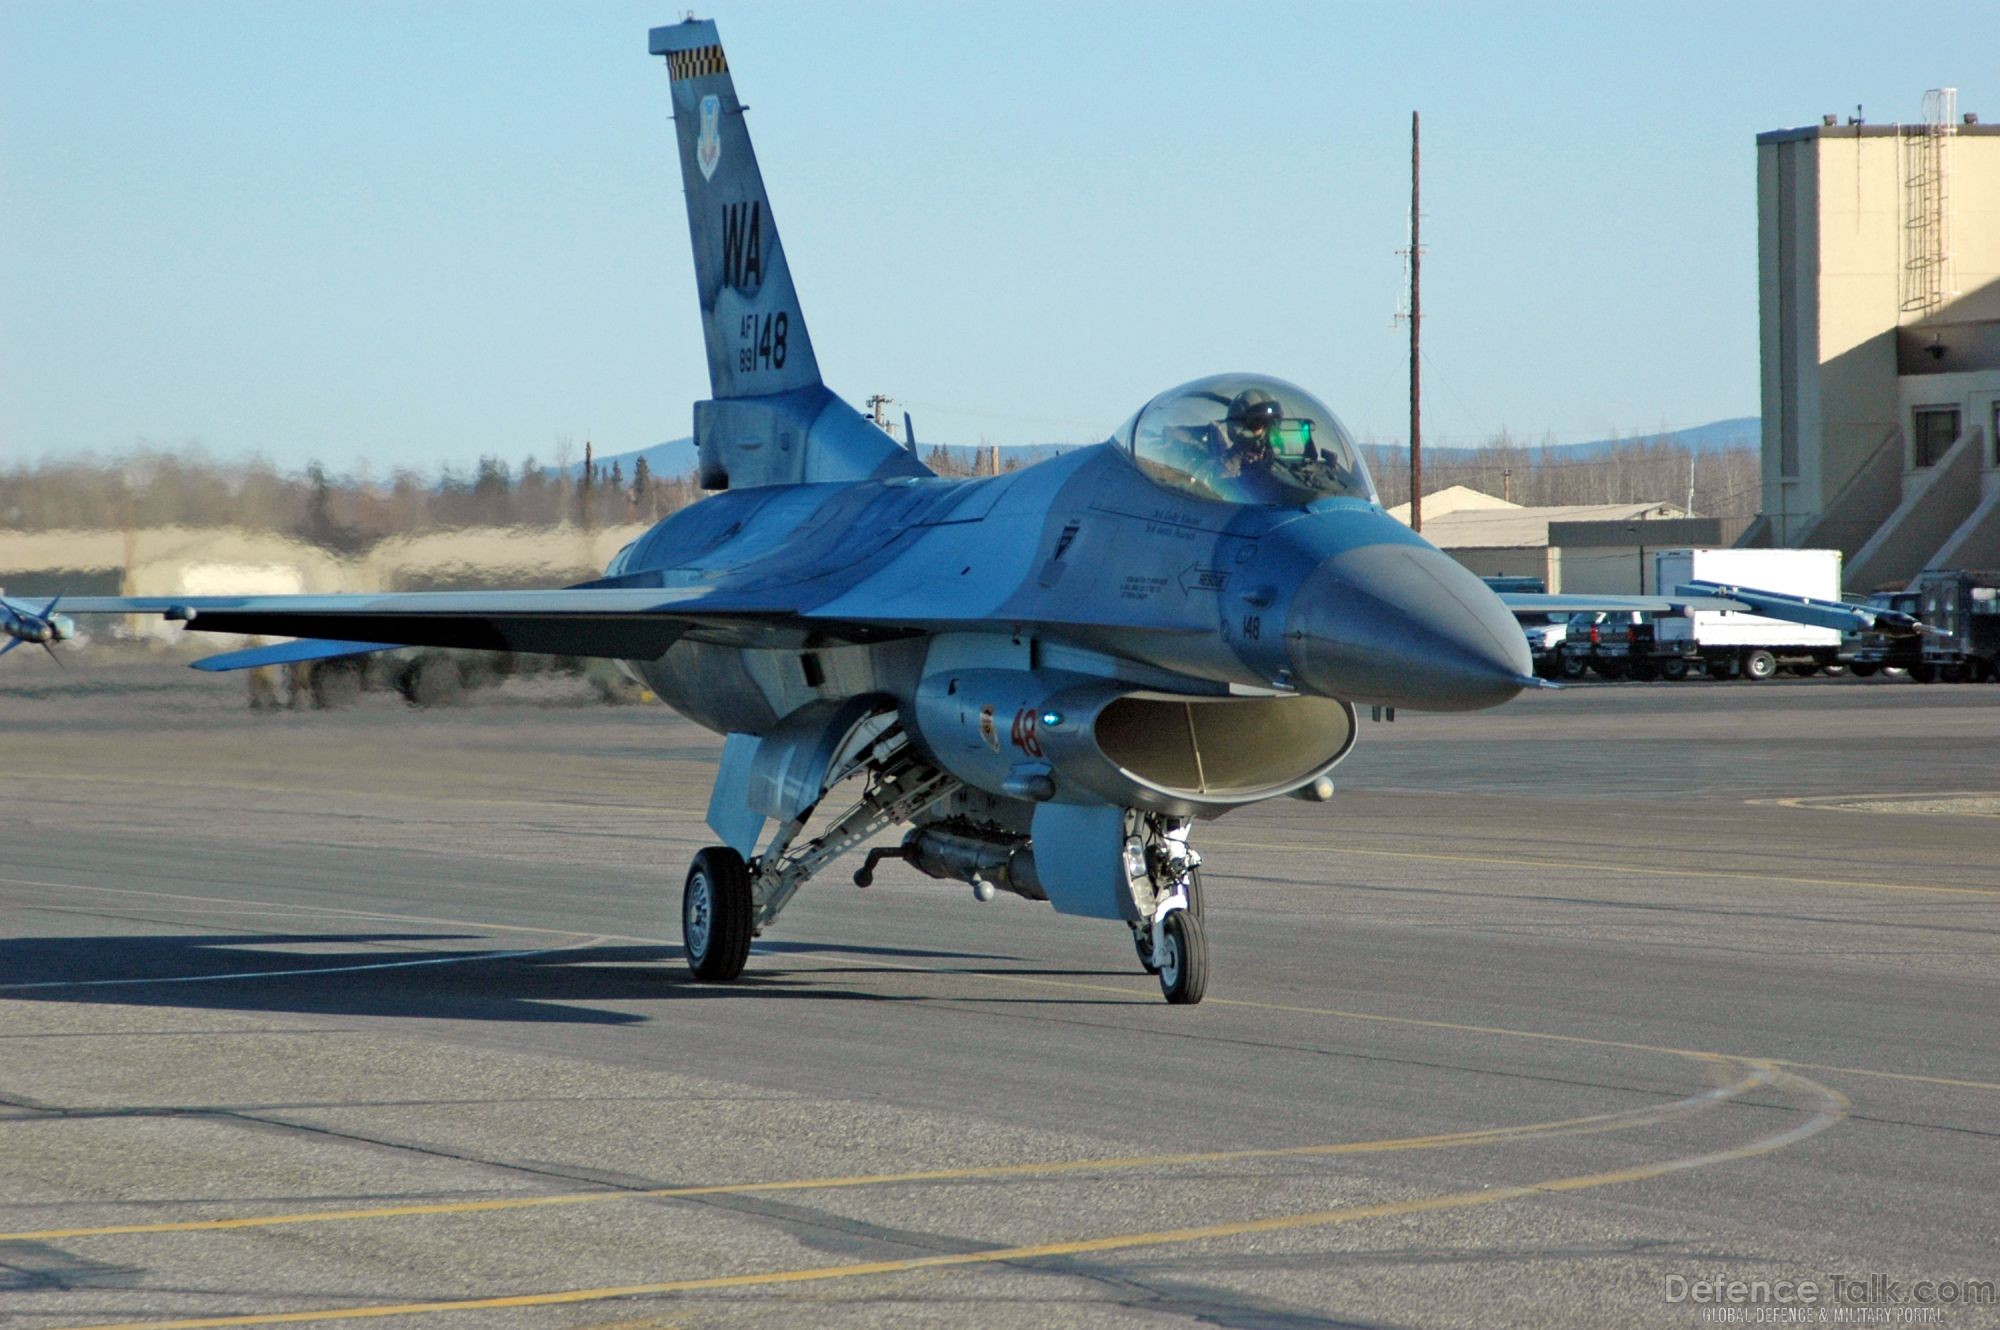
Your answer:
1649;548;1845;680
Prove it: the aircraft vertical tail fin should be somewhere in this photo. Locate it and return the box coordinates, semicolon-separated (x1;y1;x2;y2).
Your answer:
651;19;819;400
651;20;926;490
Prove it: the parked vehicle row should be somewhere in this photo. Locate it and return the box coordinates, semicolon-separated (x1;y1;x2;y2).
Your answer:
1525;556;2000;685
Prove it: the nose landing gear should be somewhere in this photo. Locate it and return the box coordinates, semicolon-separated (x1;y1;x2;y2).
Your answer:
1127;817;1209;1004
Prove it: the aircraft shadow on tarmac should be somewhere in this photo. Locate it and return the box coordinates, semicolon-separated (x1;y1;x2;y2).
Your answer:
0;932;1032;1023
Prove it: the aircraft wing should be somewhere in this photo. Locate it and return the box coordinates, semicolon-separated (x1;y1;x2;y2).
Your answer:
42;578;1212;672
53;588;723;663
1498;592;1743;617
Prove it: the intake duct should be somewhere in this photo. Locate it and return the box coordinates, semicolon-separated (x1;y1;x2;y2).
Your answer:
908;668;1357;816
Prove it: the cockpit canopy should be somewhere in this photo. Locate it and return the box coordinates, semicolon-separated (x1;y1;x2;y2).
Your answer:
1113;374;1376;508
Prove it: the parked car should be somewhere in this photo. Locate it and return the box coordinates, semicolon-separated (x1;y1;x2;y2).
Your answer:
1843;591;1921;678
1559;610;1657;680
1515;612;1569;678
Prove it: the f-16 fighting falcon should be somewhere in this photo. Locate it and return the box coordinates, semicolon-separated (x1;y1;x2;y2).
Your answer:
6;19;1917;1003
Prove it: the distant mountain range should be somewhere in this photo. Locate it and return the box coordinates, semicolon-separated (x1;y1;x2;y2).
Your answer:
1384;417;1760;464
1541;416;1759;458
575;416;1761;479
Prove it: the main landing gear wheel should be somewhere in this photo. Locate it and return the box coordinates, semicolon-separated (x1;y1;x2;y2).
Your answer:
683;846;753;981
1157;910;1208;1005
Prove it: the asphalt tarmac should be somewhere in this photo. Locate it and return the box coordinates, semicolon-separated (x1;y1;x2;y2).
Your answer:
3;653;1998;1329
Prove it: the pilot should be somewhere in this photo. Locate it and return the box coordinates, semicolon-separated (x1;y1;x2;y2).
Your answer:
1196;389;1290;502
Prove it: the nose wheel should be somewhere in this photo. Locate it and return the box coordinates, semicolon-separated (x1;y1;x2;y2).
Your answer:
1155;909;1208;1004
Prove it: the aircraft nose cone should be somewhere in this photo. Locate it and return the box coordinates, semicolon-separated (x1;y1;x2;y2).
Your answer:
1287;540;1533;711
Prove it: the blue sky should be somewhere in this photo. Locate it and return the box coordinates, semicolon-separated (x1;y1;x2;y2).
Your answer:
0;2;1988;474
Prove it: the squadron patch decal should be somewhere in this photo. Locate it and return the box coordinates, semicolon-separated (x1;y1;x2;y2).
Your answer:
697;94;722;181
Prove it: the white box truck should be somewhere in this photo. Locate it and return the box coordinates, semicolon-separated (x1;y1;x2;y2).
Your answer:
1649;548;1845;680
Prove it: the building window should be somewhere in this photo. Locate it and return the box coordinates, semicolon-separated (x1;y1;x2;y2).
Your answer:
1912;406;1960;469
1993;402;1999;467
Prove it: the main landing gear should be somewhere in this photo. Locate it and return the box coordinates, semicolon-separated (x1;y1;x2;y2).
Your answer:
682;846;753;981
680;723;961;984
677;723;1215;1006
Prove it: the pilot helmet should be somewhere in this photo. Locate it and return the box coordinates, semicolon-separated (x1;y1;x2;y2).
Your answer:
1224;389;1282;457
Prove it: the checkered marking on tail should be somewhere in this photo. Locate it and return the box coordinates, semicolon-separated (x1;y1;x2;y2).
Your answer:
667;45;728;83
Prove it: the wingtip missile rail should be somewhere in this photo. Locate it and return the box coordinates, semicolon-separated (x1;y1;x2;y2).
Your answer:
1675;580;1926;637
0;595;75;663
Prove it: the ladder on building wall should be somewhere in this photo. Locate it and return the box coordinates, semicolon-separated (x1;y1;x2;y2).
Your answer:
1900;88;1957;318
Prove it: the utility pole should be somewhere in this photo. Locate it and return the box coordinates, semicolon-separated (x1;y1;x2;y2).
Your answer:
865;394;896;438
1408;110;1423;533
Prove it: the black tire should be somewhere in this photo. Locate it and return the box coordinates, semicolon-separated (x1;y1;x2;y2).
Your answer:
398;654;464;708
308;658;365;709
1821;662;1847;677
1660;658;1689;681
1849;663;1879;678
1559;656;1587;679
1911;662;1938;684
1742;650;1777;681
683;846;753;981
1133;866;1204;973
1157;910;1208;1006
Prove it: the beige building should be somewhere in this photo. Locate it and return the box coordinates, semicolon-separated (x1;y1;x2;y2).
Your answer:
1389;485;1712;593
1746;96;2000;590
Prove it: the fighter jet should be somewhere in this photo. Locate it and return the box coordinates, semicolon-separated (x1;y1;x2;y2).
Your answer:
8;20;1915;1003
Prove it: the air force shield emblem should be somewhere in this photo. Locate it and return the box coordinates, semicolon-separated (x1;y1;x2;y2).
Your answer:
696;94;722;181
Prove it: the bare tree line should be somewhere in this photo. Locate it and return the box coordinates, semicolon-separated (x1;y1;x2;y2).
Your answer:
1;434;1762;549
0;448;703;545
1363;433;1761;517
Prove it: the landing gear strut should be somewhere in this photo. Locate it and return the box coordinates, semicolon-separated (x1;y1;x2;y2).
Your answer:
1127;815;1209;1004
680;723;963;984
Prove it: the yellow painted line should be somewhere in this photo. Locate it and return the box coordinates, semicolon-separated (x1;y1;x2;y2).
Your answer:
0;1065;1763;1243
1202;837;2000;898
1759;790;1999;812
1771;1061;2000;1093
46;1066;1846;1330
